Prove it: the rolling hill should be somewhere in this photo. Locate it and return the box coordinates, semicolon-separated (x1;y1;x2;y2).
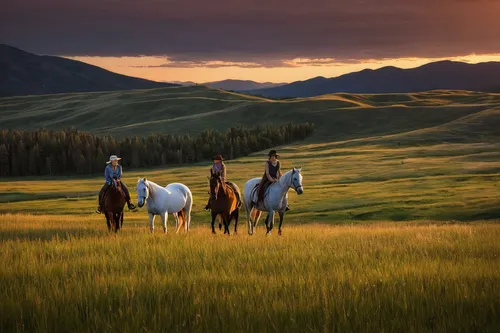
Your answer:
1;86;499;145
170;79;286;91
0;44;177;97
247;61;500;97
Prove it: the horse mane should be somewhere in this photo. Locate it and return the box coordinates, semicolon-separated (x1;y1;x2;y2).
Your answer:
140;179;163;201
211;174;228;196
277;169;294;185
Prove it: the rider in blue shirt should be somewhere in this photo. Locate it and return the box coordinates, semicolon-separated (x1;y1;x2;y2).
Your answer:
96;155;136;213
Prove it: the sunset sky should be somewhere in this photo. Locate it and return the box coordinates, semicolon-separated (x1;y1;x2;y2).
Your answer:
2;0;500;83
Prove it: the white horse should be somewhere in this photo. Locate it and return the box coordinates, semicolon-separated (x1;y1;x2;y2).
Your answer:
243;168;303;236
136;178;193;234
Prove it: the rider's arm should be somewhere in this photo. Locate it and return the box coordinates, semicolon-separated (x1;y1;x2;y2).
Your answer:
117;165;122;179
265;162;276;182
277;162;283;179
221;165;226;182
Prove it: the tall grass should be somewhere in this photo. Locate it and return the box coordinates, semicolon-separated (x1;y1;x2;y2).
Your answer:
0;215;499;332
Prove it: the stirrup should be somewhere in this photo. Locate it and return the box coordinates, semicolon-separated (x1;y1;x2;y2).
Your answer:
95;207;102;214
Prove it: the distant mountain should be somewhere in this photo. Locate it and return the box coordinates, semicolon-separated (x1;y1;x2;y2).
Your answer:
168;81;197;86
203;79;285;91
167;79;285;91
0;44;177;97
247;61;500;98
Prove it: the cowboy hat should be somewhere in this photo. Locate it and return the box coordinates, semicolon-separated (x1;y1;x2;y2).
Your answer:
268;150;279;157
213;154;224;161
106;155;121;164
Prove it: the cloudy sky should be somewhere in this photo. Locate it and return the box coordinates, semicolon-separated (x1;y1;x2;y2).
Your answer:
2;0;500;82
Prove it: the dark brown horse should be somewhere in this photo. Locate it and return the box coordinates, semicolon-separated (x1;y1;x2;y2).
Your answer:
209;170;241;235
103;180;126;232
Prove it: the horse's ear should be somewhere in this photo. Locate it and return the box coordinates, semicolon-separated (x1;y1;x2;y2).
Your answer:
298;167;302;172
143;177;147;182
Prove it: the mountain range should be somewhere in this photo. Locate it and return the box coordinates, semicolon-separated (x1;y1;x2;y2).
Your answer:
2;44;500;99
0;44;176;97
169;79;286;91
246;61;500;97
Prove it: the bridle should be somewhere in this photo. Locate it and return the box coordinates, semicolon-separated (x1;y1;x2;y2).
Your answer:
290;169;303;192
138;182;149;203
210;175;224;200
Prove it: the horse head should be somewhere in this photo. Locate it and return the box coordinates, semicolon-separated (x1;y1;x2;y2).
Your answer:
136;178;149;208
291;167;304;195
209;173;222;200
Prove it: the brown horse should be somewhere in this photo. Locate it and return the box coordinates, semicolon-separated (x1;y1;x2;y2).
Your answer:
103;180;126;232
209;171;241;235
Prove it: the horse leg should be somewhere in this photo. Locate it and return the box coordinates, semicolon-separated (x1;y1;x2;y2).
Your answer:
253;210;262;229
173;213;179;230
211;212;217;234
264;213;270;233
266;210;275;236
224;214;230;236
245;200;253;235
107;212;115;232
278;211;284;236
105;211;111;231
149;213;156;233
161;212;168;234
269;210;275;234
175;212;184;234
219;215;223;231
114;213;120;233
173;213;180;234
233;209;239;235
120;212;124;229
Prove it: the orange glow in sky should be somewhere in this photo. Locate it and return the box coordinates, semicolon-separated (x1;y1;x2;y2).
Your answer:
67;54;500;83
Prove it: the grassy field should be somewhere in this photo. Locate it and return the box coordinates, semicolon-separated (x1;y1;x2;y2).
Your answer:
1;215;499;332
1;88;500;331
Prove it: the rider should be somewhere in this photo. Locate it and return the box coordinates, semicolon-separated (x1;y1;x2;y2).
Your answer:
256;150;290;211
95;155;136;214
205;154;241;210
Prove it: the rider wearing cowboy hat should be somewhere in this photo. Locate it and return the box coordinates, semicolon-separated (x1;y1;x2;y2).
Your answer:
256;150;290;211
205;154;242;211
95;155;136;214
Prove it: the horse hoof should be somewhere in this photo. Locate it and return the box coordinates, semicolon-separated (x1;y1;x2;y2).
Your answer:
278;230;282;236
212;231;216;235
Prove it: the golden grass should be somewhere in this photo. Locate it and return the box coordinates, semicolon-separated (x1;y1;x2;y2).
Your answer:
0;214;499;332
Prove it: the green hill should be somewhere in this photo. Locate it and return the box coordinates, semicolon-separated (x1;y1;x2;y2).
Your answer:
1;86;500;144
0;87;499;222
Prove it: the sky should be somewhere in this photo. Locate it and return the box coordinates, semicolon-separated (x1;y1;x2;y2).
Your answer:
2;0;500;83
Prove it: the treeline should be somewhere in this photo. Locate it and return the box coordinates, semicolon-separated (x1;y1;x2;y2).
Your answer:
0;123;314;176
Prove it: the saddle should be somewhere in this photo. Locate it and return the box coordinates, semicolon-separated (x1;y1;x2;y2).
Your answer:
251;182;273;206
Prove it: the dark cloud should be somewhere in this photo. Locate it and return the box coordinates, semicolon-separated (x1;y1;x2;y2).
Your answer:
1;0;499;63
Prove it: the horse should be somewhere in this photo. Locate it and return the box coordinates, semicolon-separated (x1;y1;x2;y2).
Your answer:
136;178;193;234
103;180;126;232
208;170;241;235
243;168;303;236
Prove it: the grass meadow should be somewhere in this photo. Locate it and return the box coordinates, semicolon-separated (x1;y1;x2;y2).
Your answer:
1;88;500;331
1;215;499;332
